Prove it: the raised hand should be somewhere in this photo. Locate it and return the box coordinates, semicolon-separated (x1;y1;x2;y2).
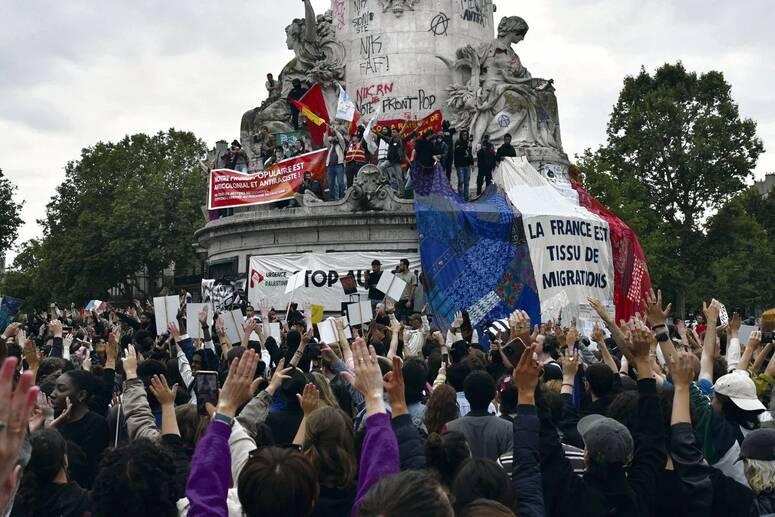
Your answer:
124;345;138;380
747;330;762;352
28;391;52;432
217;349;262;418
242;319;257;336
105;329;119;369
0;358;38;494
297;383;320;416
702;300;721;327
728;312;741;337
148;375;177;406
2;322;22;340
48;319;63;338
587;297;613;325
167;322;181;342
198;305;209;325
341;339;384;415
383;356;406;411
560;347;580;381
267;358;293;396
643;288;672;326
592;322;605;344
258;299;270;318
513;343;541;404
23;339;39;373
670;349;695;388
451;311;464;329
509;310;531;343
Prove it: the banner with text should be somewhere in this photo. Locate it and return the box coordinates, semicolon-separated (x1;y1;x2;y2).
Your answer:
373;110;444;138
208;149;327;209
496;157;615;316
248;252;421;311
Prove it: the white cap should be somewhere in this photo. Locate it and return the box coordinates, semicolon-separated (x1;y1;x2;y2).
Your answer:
714;372;766;412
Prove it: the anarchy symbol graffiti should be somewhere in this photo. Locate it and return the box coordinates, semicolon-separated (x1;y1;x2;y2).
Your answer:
428;12;450;36
497;114;511;128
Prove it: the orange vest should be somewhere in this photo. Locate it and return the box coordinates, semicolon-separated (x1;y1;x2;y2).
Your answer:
345;142;367;164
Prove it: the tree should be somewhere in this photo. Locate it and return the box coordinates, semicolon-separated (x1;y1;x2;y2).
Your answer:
0;169;24;255
31;129;208;303
578;62;764;314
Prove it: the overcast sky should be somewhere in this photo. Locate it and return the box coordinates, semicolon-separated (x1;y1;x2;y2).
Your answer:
1;0;773;262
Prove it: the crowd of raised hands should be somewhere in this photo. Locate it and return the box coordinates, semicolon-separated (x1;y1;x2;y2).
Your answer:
0;287;774;516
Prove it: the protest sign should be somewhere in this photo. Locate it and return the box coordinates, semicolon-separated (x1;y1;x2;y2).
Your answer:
268;322;282;341
310;304;325;324
186;303;213;340
285;270;307;294
347;301;373;327
248;252;421;311
220;309;245;344
208;149;327;210
274;131;305;149
336;84;357;122
375;271;407;301
153;296;181;336
497;157;615;317
373;110;443;138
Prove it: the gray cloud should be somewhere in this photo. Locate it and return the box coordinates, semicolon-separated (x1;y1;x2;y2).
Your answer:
0;0;772;262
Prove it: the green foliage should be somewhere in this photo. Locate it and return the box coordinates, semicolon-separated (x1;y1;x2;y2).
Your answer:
578;62;765;314
0;169;24;254
3;129;208;306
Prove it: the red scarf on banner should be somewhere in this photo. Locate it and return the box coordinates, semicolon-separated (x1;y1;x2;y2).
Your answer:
299;84;330;147
571;180;652;324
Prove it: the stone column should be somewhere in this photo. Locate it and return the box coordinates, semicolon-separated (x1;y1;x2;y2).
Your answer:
333;0;495;122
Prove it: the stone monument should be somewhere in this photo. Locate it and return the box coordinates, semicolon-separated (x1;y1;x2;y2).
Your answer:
199;1;573;279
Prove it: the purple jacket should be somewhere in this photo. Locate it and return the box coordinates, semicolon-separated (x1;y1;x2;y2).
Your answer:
184;412;400;517
352;412;400;515
185;420;232;517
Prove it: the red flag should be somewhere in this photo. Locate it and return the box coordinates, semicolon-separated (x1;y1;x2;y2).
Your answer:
299;83;330;146
572;181;652;323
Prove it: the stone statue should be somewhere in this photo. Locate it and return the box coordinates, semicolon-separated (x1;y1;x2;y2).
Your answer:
240;0;345;155
378;0;421;17
298;165;409;212
442;16;566;164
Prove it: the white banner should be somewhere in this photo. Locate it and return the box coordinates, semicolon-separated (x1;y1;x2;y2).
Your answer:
248;252;421;311
496;157;615;317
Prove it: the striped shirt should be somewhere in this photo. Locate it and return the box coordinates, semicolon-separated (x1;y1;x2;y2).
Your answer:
498;443;586;478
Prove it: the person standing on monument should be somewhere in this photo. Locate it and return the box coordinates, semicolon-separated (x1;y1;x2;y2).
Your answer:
476;134;497;196
226;140;250;172
344;133;368;188
496;133;517;162
454;130;474;200
287;79;306;130
378;127;405;197
364;260;384;312
441;120;456;181
265;73;280;100
325;123;347;201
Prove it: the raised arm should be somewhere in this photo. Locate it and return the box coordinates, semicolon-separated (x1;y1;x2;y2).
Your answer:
512;344;544;517
699;301;720;382
342;340;400;513
148;374;180;437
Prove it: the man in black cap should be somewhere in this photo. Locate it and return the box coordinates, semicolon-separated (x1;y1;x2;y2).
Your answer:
364;260;383;311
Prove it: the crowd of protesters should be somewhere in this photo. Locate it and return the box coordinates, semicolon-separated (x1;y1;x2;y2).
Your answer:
1;288;775;516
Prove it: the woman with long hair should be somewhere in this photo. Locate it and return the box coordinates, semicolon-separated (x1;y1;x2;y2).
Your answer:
300;406;358;516
424;384;459;435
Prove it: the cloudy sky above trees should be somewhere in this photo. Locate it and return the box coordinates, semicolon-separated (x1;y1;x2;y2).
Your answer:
1;0;773;257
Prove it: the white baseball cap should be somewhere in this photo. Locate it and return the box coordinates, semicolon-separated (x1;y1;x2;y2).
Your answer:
714;372;766;412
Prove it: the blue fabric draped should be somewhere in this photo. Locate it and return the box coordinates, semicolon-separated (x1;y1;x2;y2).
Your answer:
411;162;540;346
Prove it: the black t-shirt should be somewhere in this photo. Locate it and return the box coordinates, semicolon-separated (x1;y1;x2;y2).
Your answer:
266;406;304;445
367;270;383;300
59;410;110;488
